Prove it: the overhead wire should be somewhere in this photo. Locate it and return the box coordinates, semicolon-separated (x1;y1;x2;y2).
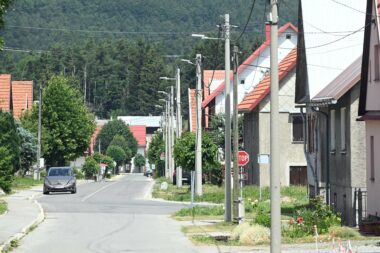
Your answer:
234;0;257;42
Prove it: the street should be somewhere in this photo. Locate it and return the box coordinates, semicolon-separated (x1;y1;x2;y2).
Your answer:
13;174;197;253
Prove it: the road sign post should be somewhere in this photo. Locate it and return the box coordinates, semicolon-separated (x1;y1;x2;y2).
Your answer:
238;151;249;167
234;151;249;223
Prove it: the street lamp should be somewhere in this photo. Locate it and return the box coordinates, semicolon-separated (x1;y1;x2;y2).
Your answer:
192;14;233;222
182;55;203;196
157;87;174;181
161;69;183;187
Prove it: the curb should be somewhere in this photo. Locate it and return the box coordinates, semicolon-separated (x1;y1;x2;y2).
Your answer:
0;180;95;252
0;197;45;252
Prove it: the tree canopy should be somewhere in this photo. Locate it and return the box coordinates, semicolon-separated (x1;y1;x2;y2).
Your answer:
134;153;146;168
96;119;137;157
173;132;220;173
21;75;95;167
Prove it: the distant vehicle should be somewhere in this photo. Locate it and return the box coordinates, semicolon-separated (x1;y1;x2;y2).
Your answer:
172;169;191;185
144;168;153;177
43;167;77;194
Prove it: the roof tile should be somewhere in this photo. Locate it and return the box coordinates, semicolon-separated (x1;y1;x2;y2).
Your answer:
238;48;297;113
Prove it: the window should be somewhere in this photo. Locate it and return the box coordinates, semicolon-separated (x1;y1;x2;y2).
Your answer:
340;107;346;151
370;136;375;181
292;115;304;142
286;33;292;40
375;45;380;81
240;79;245;84
330;110;336;151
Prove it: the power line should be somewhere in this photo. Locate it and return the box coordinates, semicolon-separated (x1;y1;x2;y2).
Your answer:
5;25;204;36
234;0;257;42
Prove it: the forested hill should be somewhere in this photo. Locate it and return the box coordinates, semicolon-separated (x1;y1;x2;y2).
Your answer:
0;0;298;119
0;0;298;54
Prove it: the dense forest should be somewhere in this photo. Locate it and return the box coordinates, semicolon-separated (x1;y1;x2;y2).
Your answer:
0;0;298;118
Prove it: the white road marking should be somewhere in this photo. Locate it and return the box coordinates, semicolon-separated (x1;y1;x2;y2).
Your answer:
81;182;118;202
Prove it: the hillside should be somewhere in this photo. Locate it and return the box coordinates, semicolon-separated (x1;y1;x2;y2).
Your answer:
0;0;298;54
0;0;298;118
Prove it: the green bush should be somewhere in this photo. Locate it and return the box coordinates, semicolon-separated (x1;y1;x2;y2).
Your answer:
283;196;341;238
255;212;271;227
82;157;100;179
73;168;84;179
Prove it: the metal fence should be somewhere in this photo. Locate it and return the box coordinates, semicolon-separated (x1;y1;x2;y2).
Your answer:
353;188;367;227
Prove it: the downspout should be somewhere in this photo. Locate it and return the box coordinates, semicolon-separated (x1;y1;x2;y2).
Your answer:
312;107;330;204
300;107;318;196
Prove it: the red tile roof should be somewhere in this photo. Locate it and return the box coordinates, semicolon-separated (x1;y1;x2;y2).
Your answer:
0;74;11;112
129;125;146;147
188;89;196;132
202;22;298;108
12;81;33;118
89;124;104;155
238;48;297;113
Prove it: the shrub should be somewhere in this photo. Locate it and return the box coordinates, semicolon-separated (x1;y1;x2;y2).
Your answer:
255;212;271;228
328;226;360;239
232;223;269;244
73;168;84;179
283;196;341;237
82;157;100;179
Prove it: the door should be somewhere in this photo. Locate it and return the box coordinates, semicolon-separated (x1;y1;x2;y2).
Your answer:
289;166;307;185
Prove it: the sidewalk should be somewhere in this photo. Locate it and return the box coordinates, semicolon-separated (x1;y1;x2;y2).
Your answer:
0;179;95;251
0;185;43;251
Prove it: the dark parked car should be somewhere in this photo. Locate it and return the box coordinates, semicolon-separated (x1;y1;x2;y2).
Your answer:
172;170;191;185
43;167;77;194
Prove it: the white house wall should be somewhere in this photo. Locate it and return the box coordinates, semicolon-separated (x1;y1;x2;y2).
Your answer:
301;0;366;98
366;121;380;217
215;27;297;114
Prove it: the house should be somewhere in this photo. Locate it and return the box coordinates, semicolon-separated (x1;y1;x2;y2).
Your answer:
238;48;307;186
310;57;366;226
129;125;147;173
358;0;380;219
202;22;298;117
295;0;366;201
0;74;33;118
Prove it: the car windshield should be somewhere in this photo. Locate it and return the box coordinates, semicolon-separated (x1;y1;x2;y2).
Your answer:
48;168;72;177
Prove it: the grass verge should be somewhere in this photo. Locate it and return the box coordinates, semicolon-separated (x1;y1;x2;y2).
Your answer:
11;176;43;191
0;199;7;215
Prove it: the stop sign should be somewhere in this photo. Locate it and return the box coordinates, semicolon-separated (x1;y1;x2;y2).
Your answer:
238;151;249;166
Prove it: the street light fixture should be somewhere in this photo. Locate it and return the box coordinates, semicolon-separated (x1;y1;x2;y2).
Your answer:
191;34;220;40
182;55;203;196
160;76;176;81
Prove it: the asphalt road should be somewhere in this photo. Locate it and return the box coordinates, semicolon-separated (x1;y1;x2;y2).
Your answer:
13;174;198;253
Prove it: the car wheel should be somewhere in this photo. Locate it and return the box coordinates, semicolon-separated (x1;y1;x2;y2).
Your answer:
71;186;77;194
43;187;49;195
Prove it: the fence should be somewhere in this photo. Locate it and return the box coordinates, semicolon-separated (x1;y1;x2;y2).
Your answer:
353;188;367;227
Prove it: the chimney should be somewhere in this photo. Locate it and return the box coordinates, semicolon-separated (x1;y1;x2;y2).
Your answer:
265;22;270;41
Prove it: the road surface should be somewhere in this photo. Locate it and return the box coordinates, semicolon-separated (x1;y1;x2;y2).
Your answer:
13;174;197;253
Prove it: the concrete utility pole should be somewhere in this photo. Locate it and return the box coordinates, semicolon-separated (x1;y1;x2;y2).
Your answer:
269;1;281;252
195;54;203;196
224;13;232;222
170;86;175;181
84;64;87;103
165;100;169;178
232;45;241;223
34;83;42;180
175;67;183;187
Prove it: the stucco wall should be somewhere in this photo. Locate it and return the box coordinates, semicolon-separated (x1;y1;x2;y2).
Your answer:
366;120;380;217
243;71;306;186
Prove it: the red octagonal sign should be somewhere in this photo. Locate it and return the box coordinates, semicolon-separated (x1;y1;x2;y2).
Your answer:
238;151;249;167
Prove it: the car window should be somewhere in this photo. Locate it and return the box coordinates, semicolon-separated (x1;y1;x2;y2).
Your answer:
48;168;72;176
